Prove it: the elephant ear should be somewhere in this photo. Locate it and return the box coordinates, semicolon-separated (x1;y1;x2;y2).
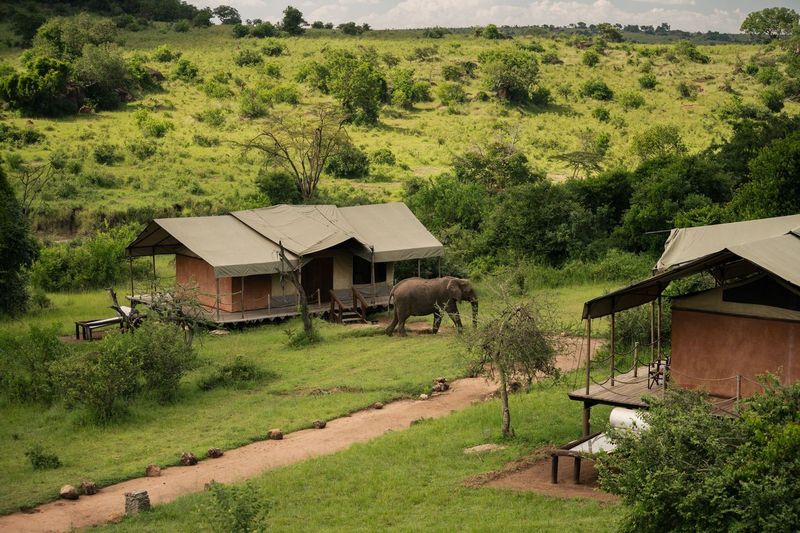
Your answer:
446;278;462;301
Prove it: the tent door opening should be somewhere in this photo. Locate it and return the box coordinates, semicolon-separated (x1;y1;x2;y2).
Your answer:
302;257;334;303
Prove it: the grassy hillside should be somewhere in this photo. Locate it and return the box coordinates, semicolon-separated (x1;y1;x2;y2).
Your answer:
0;24;789;236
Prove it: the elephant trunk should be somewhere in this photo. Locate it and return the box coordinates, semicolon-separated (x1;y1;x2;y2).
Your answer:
470;299;479;328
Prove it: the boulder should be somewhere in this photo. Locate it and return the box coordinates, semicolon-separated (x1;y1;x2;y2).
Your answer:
267;429;283;440
207;448;223;459
59;485;79;500
372;402;384;410
312;420;327;429
432;378;449;393
180;452;198;466
125;490;151;515
80;480;98;495
419;393;429;400
145;464;161;477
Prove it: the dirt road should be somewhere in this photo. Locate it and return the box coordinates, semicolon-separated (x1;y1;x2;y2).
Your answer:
0;377;496;533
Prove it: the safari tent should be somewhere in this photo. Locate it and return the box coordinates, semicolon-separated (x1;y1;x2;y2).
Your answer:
572;214;800;435
126;202;444;324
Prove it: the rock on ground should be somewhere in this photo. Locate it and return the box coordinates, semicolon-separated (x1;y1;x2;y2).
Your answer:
464;443;508;455
80;481;97;495
207;448;223;458
124;491;150;515
180;452;198;466
59;485;79;500
372;402;384;410
312;420;326;429
267;429;283;440
145;464;161;477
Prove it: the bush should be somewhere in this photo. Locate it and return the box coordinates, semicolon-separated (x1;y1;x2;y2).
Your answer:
234;49;263;67
93;143;122;165
172;20;190;33
619;91;645;110
0;56;75;116
325;144;370;178
442;64;464;81
239;89;268;118
638;73;657;89
389;68;431;109
134;109;175;138
755;65;784;86
202;80;234;99
255;169;302;204
135;321;196;402
592;107;610;122
198;356;271;390
174;59;199;81
478;49;539;103
744;62;759;76
631;124;687;161
127;138;158;160
529;86;551;106
541;52;563;65
674;40;710;64
195;108;226;127
200;481;269;532
0;123;45;147
232;24;249;38
285;327;322;348
0;324;70;404
25;444;61;470
677;81;698;99
370;148;396;166
579;79;614;100
454;140;539;192
73;43;132;110
152;45;180;62
262;83;300;105
30;225;139;292
264;63;281;78
261;40;286;57
436;81;467;107
761;87;785;112
582;49;600;67
251;22;277;38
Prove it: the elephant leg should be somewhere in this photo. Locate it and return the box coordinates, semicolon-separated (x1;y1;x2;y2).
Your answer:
398;314;409;337
446;301;463;333
385;312;398;336
432;310;443;334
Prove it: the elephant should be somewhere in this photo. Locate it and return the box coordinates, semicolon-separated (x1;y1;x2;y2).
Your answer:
385;276;478;337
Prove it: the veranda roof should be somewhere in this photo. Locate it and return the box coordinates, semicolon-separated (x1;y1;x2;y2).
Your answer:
127;203;444;278
582;218;800;320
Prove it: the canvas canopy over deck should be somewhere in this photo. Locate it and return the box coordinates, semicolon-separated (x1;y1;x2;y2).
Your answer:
126;202;444;324
572;216;800;436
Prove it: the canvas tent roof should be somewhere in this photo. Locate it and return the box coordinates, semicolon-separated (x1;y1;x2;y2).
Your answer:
671;286;800;323
582;218;800;319
656;214;800;272
340;203;444;262
127;202;443;278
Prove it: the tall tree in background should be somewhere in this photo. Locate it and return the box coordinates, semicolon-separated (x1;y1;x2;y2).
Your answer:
740;7;799;41
241;104;348;201
212;5;241;25
0;167;37;315
281;6;307;35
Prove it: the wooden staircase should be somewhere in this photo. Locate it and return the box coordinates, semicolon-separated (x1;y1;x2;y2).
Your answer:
329;288;369;325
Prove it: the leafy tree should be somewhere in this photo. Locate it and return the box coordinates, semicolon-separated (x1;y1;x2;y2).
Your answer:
453;138;540;193
388;68;431;109
0;168;37;315
0;56;75;116
311;21;326;29
213;5;241;25
596;22;623;42
582;49;600;67
32;14;117;60
404;174;487;234
338;22;365;36
320;50;386;125
436;81;467;107
464;297;557;437
10;10;46;47
740;7;799;41
281;6;307;36
760;87;785;112
192;8;213;27
325;144;370;178
255;169;303;204
231;23;249;38
728;131;800;220
480;24;502;39
674;40;710;64
251;22;278;38
241;104;349;201
555;131;610;178
631;124;686;161
478;49;539;103
74;43;132;110
579;79;613;100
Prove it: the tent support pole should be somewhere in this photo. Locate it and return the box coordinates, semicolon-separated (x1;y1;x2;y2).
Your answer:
585;319;591;395
657;293;664;388
582;401;592;437
129;258;134;299
241;276;245;319
370;246;376;306
417;259;421;278
610;312;616;386
216;278;220;322
650;300;655;363
438;256;441;278
151;252;156;295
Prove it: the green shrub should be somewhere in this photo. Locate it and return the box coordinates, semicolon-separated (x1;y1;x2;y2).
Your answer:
579;79;614;100
25;444;61;470
234;49;262;67
134;109;175;138
541;52;563;65
582;49;600;67
152;44;180;62
93;143;122;165
677;81;698;99
674;40;710;64
195;108;226;127
0;56;76;116
325;144;370;178
631;124;687;161
761;87;785;112
127;138;158;160
436;81;467;107
638;73;657;89
239;89;269;118
0;324;70;404
744;62;759;76
529;86;551;106
135;321;197;403
198;356;271;390
261;40;286;56
0;123;45;146
74;43;133;110
255;169;302;204
202;80;234;99
174;58;199;81
251;22;278;38
200;481;270;532
478;48;539;103
370;148;396;166
231;24;249;38
755;65;784;86
172;20;190;33
262;83;300;105
619;91;645;110
264;62;281;78
389;68;431;110
284;327;322;348
193;134;219;147
441;64;464;81
30;225;139;291
592;107;610;122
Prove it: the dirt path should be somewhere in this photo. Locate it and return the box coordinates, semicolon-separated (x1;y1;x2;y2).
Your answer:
0;378;496;533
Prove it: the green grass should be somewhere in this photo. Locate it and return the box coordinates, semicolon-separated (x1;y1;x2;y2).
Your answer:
1;24;794;235
97;383;619;532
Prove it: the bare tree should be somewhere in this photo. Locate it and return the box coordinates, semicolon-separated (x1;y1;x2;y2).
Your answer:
464;293;558;437
277;241;313;335
240;104;349;201
6;155;64;217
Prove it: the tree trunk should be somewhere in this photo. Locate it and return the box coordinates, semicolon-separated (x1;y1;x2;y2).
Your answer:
498;364;512;437
278;242;313;335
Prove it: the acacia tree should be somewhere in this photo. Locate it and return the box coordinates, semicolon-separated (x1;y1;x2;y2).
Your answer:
741;7;799;41
281;6;307;35
0;167;37;315
464;296;558;437
242;104;348;201
6;155;64;217
277;242;314;336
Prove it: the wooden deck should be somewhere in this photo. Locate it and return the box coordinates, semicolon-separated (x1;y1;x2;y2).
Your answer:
128;294;391;326
568;367;663;409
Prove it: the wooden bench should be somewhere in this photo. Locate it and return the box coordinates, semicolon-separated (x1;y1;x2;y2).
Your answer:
550;431;613;484
74;316;124;341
